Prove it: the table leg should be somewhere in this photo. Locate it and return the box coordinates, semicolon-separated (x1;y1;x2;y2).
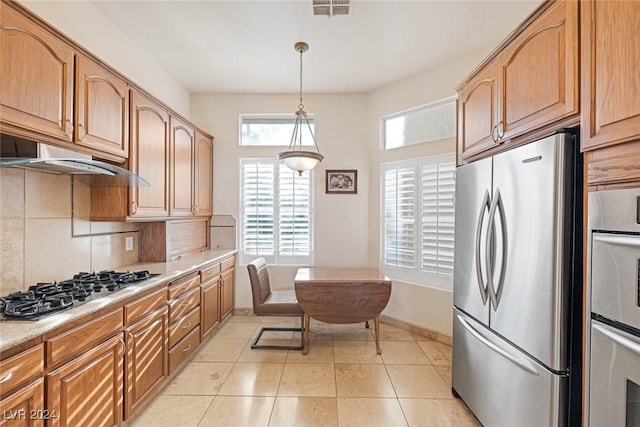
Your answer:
374;315;381;354
303;313;310;355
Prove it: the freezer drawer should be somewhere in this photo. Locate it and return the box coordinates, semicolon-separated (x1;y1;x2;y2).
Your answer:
453;308;567;427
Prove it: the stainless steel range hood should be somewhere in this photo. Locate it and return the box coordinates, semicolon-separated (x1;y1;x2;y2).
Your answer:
0;136;149;187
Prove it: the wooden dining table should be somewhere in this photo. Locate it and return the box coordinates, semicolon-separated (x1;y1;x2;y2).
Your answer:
293;267;392;355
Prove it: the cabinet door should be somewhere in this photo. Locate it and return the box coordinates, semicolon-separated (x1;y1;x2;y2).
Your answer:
221;269;235;320
124;307;168;420
130;89;170;218
0;379;44;427
457;59;499;163
194;131;213;217
75;54;129;161
498;0;578;141
170;116;195;217
581;0;640;151
47;335;123;427
200;279;220;339
0;6;74;143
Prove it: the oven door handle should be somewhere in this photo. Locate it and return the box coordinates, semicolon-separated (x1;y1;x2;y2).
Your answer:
593;322;640;356
592;233;640;248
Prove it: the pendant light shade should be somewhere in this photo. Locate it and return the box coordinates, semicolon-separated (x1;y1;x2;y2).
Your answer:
278;42;323;175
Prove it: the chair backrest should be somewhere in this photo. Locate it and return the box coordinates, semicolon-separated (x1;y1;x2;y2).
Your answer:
247;258;272;310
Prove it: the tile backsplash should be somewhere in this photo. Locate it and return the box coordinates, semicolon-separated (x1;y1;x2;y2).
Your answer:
0;168;139;295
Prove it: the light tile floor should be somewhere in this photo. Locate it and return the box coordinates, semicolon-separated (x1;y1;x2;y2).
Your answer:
131;315;480;427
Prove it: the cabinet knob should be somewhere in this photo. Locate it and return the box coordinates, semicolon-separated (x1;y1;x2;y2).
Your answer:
77;123;86;141
131;201;138;214
491;125;498;143
497;121;505;139
65;120;73;139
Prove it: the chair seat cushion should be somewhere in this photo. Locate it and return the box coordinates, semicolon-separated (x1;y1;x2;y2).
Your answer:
254;290;303;316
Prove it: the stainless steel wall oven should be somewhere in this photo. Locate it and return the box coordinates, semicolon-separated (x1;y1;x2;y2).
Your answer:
587;188;640;427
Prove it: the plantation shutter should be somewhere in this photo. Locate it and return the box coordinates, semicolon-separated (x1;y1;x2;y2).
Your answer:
420;156;456;277
380;153;455;289
240;158;313;265
278;164;311;257
241;160;275;257
383;163;417;269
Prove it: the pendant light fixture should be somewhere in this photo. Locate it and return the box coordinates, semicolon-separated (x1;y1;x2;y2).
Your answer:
278;41;324;175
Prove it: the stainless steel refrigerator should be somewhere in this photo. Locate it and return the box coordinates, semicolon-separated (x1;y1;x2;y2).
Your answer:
452;132;582;427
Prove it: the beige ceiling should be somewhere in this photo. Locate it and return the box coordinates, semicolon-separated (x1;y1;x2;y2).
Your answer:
89;0;540;94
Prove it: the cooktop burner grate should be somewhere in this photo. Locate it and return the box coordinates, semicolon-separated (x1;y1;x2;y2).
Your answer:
0;270;156;320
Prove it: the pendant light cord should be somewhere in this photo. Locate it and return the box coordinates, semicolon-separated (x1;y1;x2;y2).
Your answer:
298;47;304;111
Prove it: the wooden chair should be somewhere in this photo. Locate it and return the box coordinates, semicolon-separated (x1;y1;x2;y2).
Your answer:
247;258;304;350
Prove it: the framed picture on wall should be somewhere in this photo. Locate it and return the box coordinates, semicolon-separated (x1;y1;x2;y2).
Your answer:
325;170;357;194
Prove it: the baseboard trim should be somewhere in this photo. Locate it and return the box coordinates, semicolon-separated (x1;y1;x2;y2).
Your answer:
233;307;451;346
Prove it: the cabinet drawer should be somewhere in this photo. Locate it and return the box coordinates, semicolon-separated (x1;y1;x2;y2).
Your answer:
168;273;200;300
169;326;200;375
200;262;221;283
0;344;44;397
168;287;200;324
221;256;235;273
169;307;200;348
124;287;167;325
47;309;123;368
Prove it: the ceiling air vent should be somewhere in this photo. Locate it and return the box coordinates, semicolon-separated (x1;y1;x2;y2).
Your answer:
313;0;350;17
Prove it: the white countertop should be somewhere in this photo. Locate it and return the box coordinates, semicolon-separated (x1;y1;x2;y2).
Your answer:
0;249;237;353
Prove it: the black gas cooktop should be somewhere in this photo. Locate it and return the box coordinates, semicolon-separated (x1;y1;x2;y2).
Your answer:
0;270;158;320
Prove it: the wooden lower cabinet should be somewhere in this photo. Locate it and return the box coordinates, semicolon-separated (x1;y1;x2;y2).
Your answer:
0;379;44;427
200;278;220;340
46;335;124;427
168;326;200;375
124;307;168;420
220;267;235;320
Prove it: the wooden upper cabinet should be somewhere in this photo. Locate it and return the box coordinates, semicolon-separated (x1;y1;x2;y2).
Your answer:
457;0;578;163
0;5;74;143
130;89;170;218
74;54;129;161
498;0;578;141
457;59;499;162
170;116;195;217
581;0;640;151
195;131;213;217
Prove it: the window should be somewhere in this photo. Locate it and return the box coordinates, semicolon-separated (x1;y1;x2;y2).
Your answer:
240;115;315;146
240;157;313;265
383;96;456;150
381;153;455;289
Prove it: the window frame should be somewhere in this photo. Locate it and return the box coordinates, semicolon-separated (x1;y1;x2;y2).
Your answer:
239;114;316;147
380;153;456;290
239;157;315;266
382;95;457;150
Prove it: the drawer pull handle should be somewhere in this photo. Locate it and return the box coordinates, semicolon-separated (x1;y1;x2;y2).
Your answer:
182;322;192;329
183;300;193;307
182;344;192;353
0;372;13;384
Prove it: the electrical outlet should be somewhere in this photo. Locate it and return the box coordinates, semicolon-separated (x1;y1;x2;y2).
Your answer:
125;236;134;251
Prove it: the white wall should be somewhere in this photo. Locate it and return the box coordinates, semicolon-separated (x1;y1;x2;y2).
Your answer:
191;93;370;308
367;51;493;337
19;0;191;118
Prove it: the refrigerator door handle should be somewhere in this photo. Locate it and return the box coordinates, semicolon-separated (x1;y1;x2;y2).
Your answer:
475;189;491;305
457;313;540;376
486;187;508;311
592;322;640;355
